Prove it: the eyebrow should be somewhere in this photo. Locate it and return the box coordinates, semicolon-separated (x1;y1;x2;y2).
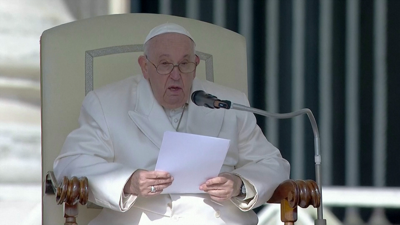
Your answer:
157;54;192;60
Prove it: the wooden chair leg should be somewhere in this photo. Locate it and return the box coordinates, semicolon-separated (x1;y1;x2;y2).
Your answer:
64;203;78;225
281;199;297;225
46;172;89;225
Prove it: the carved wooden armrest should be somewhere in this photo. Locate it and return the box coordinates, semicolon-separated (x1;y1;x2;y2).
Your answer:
45;173;319;225
45;171;89;225
267;179;321;225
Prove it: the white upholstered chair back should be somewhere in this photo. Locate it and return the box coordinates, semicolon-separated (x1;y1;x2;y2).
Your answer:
41;13;248;224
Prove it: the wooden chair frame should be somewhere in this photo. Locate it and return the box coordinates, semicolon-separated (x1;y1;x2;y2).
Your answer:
45;171;321;225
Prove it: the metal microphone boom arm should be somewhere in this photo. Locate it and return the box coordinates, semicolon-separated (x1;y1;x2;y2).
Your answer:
213;99;326;225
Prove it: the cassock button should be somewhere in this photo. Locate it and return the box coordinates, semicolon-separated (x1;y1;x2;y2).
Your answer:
174;118;179;123
215;210;221;218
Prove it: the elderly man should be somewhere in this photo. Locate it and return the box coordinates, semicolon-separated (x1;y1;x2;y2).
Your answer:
54;23;290;225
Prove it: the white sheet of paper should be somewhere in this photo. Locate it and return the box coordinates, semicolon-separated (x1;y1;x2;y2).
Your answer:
155;131;230;194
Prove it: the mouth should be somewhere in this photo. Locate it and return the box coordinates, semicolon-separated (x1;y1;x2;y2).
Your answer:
168;86;182;92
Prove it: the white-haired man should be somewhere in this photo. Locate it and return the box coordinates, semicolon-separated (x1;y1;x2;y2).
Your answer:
54;23;290;225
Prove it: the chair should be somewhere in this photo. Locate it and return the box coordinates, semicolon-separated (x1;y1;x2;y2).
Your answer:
41;13;321;225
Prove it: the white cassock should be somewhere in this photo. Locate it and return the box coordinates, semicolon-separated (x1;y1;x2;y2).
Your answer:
54;75;290;225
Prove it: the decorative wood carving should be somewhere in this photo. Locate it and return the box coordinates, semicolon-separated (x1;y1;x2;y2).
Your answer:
46;171;88;225
267;179;321;224
56;176;89;206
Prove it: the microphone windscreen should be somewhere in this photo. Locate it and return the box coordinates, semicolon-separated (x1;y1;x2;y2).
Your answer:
191;90;217;108
191;90;205;106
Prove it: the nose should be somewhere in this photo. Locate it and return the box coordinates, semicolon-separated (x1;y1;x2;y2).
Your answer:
169;65;181;80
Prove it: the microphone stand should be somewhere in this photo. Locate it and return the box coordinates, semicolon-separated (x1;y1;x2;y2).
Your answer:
217;100;326;225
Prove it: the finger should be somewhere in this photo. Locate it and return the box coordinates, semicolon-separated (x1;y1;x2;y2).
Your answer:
206;177;227;186
201;181;230;191
152;177;174;186
210;195;228;203
146;184;170;196
137;177;173;194
152;183;171;193
201;181;226;191
207;188;230;197
148;171;172;179
137;170;170;180
200;184;219;191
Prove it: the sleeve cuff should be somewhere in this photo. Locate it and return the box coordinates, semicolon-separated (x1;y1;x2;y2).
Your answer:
230;176;258;211
241;178;256;200
119;191;137;212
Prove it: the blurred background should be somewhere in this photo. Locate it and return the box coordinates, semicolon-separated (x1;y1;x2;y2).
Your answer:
0;0;399;224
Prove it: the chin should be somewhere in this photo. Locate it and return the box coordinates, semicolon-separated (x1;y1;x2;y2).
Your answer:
163;101;186;109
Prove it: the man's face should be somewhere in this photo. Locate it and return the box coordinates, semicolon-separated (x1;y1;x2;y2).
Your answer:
139;33;199;109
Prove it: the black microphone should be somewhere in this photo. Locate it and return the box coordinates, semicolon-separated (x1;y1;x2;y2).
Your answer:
191;90;231;109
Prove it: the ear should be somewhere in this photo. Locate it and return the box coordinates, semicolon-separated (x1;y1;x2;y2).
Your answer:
138;55;149;79
193;55;200;78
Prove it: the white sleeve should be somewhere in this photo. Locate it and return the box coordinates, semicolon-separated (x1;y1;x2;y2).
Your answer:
53;91;137;212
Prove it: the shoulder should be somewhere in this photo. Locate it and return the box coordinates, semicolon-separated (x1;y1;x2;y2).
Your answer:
194;78;250;106
92;75;140;98
82;75;141;109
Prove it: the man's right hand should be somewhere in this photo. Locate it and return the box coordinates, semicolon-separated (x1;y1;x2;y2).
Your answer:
124;169;173;196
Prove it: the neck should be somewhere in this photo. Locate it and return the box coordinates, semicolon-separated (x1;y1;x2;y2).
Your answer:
164;102;188;110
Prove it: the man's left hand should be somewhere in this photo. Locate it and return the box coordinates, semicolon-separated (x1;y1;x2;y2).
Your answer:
199;173;242;203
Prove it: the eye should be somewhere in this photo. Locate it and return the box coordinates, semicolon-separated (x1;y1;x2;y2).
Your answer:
160;61;171;65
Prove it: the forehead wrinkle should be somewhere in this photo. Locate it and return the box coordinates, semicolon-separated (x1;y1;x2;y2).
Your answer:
146;33;196;58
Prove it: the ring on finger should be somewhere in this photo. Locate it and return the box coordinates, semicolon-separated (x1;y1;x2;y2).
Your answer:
150;185;157;193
